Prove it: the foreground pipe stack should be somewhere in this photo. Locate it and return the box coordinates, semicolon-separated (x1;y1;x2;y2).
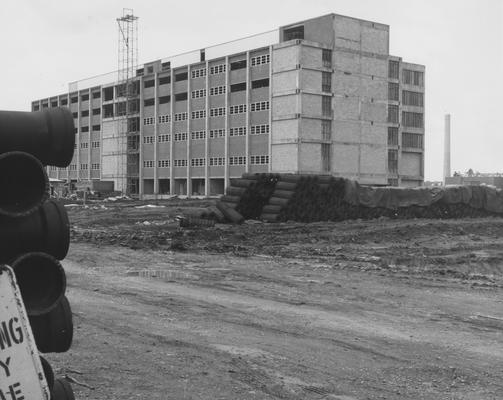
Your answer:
0;108;75;399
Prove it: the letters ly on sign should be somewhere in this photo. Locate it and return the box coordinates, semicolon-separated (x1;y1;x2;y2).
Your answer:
0;265;50;399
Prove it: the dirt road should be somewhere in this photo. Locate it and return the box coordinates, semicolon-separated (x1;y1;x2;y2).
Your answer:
49;206;503;399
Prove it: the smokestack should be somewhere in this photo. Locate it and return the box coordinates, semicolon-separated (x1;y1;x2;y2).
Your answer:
443;114;451;184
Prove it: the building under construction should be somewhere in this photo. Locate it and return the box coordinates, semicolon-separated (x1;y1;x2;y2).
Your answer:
32;13;425;198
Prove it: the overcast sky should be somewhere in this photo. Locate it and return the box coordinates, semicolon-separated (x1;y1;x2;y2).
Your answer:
1;0;501;181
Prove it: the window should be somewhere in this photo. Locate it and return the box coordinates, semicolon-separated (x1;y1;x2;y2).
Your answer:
229;126;246;136
81;110;89;117
92;125;100;131
161;61;170;70
402;132;423;148
402;69;424;86
209;129;225;138
388;105;399;123
175;92;188;101
191;89;206;99
159;95;171;104
81;126;89;133
92;91;101;99
92;141;100;148
191;110;206;119
229;104;246;114
175;72;188;82
72;112;78;119
322;72;332;92
146;66;154;74
144;98;155;107
250;54;270;66
91;163;100;170
143;117;155;125
402;111;423;128
191;68;207;78
103;87;114;101
389;60;399;79
229;156;246;165
322;120;331;141
60;99;68;105
32;104;40;111
143;136;154;144
81;94;89;101
251;78;269;89
127;135;139;150
402;91;424;107
116;101;127;116
70;96;78;104
174;112;188;121
191;158;206;167
103;104;114;118
158;114;171;124
174;132;187;141
144;80;155;88
42;102;48;109
92;108;101;115
136;68;144;76
143;160;154;168
128;117;140;132
209;64;226;75
159;76;171;85
158;134;171;142
74;128;78;134
388;83;399;101
250;124;270;135
388;150;398;173
174;159;187;167
322;97;331;117
388;127;398;146
210;107;226;117
210;85;226;96
250;101;269;112
230;82;246;92
250;155;269;165
284;25;304;41
209;157;225;166
158;159;170;168
322;49;332;68
51;101;58;107
191;130;206;140
80;163;88;170
69;164;77;171
321;144;330;172
80;142;89;149
230;59;246;70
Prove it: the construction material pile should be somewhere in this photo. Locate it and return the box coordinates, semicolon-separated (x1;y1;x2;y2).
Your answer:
216;173;503;223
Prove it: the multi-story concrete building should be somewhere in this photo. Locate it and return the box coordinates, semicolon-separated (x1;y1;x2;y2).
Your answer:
32;13;425;198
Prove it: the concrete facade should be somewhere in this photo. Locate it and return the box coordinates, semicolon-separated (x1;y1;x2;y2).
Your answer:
35;13;425;197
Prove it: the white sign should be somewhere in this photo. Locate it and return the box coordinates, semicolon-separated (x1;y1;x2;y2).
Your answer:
0;265;50;400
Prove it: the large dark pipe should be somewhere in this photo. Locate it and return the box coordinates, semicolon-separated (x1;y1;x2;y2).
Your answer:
30;296;73;353
10;252;66;317
0;151;49;217
51;378;75;400
0;199;70;262
0;108;75;167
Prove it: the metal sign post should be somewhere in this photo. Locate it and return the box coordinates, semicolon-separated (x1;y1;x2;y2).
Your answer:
0;265;50;399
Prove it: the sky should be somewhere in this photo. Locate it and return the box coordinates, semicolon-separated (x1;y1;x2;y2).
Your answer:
0;0;501;181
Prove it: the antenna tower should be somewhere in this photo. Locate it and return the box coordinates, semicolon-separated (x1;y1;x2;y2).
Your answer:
117;9;139;196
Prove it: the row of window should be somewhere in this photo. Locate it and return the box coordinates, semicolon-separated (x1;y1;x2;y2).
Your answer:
68;163;100;170
389;61;424;87
73;125;101;133
141;125;270;143
388;107;424;128
387;128;423;148
388;84;424;106
143;155;269;168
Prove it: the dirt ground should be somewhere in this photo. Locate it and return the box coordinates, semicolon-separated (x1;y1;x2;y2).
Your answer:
46;200;503;399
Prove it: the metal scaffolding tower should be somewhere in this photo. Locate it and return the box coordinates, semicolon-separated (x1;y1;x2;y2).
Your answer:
117;8;139;196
